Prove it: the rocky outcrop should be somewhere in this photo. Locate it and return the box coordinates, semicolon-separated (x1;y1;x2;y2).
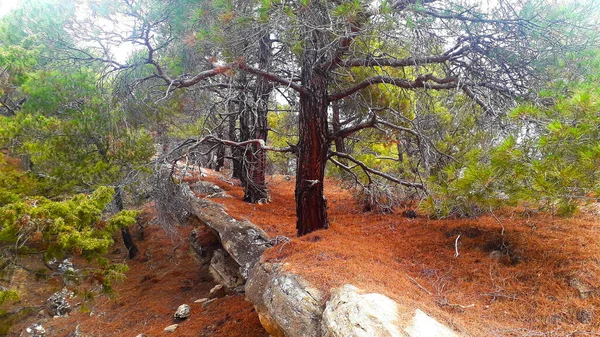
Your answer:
209;249;244;288
181;184;271;280
178;180;461;337
245;262;324;337
322;285;403;337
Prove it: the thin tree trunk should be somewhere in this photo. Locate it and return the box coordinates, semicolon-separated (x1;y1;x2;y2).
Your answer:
229;101;243;180
115;186;138;259
243;29;272;203
332;101;349;163
215;129;225;172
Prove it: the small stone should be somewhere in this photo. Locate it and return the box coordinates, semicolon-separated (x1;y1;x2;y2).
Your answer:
136;334;148;337
47;288;74;316
24;323;46;337
58;258;76;274
568;277;598;299
174;304;191;319
208;284;226;299
402;210;418;218
164;324;178;333
577;309;593;324
194;298;209;303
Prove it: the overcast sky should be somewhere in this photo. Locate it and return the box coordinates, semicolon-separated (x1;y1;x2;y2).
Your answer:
0;0;23;17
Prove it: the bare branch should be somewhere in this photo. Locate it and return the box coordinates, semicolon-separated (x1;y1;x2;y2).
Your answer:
330;151;425;190
329;74;458;101
329;113;377;140
236;62;308;95
340;54;453;68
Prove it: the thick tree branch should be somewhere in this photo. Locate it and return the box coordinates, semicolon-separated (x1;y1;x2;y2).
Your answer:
170;65;234;88
329;157;366;188
319;22;364;71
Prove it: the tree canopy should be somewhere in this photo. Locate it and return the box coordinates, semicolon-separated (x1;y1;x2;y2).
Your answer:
0;0;599;239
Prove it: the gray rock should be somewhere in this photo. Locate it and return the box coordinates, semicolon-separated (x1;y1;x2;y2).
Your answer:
46;288;73;317
191;181;225;195
174;304;191;319
209;249;244;288
180;184;271;280
568;277;598;299
404;309;460;337
246;262;324;337
23;323;45;337
57;259;76;274
164;324;178;333
577;309;593;324
322;284;402;337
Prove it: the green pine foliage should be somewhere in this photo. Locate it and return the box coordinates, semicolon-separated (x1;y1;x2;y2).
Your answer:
0;185;137;261
0;289;19;306
425;69;600;217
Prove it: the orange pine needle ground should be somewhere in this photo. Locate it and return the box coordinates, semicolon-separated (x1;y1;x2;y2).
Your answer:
202;172;600;336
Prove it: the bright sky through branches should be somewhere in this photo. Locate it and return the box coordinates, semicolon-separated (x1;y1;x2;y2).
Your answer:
0;0;22;17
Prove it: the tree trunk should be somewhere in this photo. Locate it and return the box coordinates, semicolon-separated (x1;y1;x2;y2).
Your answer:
215;129;226;172
114;186;138;259
229;101;243;180
243;29;272;203
121;227;138;259
295;79;329;236
295;6;330;236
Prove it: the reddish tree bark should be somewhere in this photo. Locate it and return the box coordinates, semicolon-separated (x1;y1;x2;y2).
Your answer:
295;4;330;236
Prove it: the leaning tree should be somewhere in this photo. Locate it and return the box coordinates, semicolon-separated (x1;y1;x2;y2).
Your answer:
58;0;596;235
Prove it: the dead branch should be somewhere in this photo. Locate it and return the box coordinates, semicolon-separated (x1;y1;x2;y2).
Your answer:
405;273;433;296
330;151;425;190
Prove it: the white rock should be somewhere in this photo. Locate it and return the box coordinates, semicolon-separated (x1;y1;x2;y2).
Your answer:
164;324;178;333
174;304;191;319
322;284;402;337
404;309;460;337
24;323;45;337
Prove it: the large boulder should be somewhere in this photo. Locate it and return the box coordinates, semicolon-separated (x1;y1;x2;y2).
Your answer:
246;262;324;337
322;285;403;337
322;285;460;337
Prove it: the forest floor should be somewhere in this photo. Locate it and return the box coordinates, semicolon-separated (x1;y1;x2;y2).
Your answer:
3;169;600;336
199;171;600;337
3;205;268;337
